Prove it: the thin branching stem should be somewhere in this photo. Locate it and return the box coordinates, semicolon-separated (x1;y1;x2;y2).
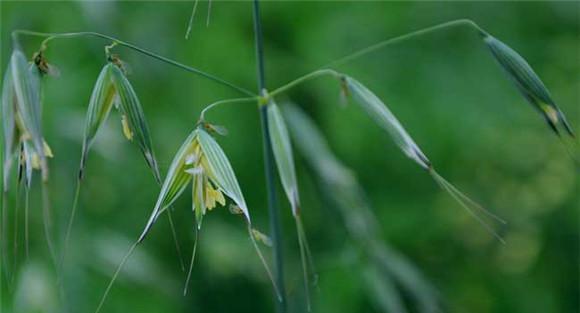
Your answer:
253;0;287;311
185;0;199;39
11;181;21;282
41;182;57;267
183;227;199;296
11;30;255;97
199;96;258;120
267;19;486;99
268;69;340;98
59;180;81;275
24;187;30;259
325;19;486;68
94;242;138;313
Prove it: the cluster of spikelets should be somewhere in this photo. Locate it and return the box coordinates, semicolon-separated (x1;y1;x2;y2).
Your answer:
2;49;52;189
1;19;576;313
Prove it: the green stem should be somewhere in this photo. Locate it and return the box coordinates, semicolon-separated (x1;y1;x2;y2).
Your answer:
11;30;255;97
325;19;486;68
253;1;287;312
267;19;485;100
268;69;340;98
199;97;258;120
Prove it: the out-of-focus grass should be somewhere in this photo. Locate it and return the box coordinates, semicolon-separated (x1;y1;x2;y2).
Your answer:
1;1;578;313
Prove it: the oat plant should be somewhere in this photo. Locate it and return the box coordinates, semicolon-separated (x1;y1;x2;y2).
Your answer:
1;3;576;313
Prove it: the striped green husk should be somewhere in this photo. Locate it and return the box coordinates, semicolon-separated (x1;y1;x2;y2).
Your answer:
10;49;47;179
109;64;161;182
284;103;440;313
484;35;574;137
198;129;250;222
138;130;197;242
267;100;300;216
345;76;505;241
79;63;116;178
345;76;431;169
2;66;16;190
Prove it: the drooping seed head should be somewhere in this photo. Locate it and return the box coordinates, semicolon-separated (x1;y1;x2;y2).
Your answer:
79;63;117;177
2;64;17;190
267;100;301;216
344;76;505;241
138;127;250;241
1;49;53;187
345;76;431;170
483;34;574;137
10;49;49;180
109;63;160;182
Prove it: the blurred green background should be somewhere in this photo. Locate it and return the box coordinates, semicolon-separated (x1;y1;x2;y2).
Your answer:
1;1;578;313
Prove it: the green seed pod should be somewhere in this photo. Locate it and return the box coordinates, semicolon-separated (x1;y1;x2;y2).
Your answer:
109;64;161;182
345;76;431;170
267;100;300;216
138;128;249;241
10;49;48;180
79;63;116;178
2;65;16;190
484;35;574;137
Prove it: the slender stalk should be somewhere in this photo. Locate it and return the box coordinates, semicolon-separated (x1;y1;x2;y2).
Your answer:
268;69;340;98
0;191;6;306
199;97;258;120
11;30;255;97
183;227;199;296
24;187;29;259
41;181;57;267
253;1;287;312
94;242;138;313
185;0;199;39
267;19;485;100
325;19;485;69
